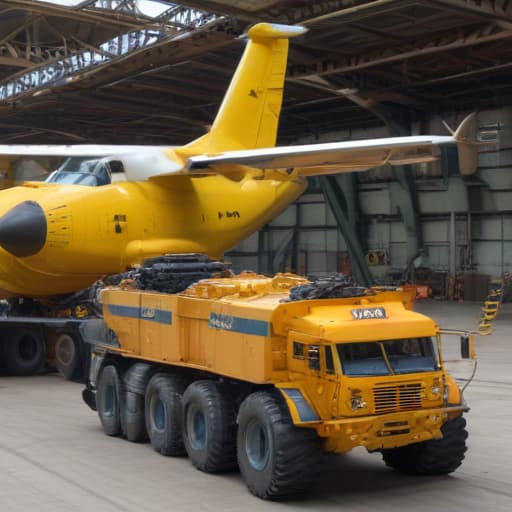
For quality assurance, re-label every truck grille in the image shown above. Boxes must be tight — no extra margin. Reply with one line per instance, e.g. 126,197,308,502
373,383,424,414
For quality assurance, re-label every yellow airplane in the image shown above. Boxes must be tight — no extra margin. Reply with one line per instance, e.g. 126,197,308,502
0,23,477,297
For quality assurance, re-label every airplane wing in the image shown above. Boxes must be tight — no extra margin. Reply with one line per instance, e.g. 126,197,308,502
187,114,479,176
187,135,452,174
185,113,479,177
0,145,161,157
0,144,177,182
0,114,479,181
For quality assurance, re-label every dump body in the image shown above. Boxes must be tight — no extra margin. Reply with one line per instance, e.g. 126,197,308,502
95,273,466,453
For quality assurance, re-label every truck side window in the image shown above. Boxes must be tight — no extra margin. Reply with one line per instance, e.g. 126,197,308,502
308,345,320,371
293,341,304,359
325,346,335,374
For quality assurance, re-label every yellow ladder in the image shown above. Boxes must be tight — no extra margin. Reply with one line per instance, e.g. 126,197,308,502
477,288,502,335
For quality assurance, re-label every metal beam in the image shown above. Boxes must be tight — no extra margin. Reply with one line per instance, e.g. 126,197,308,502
0,16,231,103
0,56,32,68
290,23,512,78
287,0,408,25
294,0,408,26
429,0,512,22
0,121,87,140
373,107,425,277
402,60,512,87
320,175,373,286
0,1,143,29
326,84,425,278
0,15,40,45
81,0,140,15
145,0,255,20
291,74,424,110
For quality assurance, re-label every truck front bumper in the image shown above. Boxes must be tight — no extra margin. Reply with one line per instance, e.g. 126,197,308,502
312,405,467,453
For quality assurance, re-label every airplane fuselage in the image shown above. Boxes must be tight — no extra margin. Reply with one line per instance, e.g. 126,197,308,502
0,173,306,296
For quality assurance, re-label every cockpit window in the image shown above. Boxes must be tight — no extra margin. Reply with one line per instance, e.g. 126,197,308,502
46,157,114,186
337,337,439,376
47,172,99,186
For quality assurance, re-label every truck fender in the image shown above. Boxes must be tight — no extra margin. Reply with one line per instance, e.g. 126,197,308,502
276,385,320,424
445,374,463,406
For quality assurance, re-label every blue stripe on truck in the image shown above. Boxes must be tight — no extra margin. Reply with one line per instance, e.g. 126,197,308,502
107,304,172,325
107,304,139,319
208,313,269,336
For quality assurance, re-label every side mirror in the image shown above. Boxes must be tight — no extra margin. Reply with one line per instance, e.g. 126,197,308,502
460,334,475,359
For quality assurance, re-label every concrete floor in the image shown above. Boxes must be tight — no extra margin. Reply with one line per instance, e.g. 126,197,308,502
0,300,511,511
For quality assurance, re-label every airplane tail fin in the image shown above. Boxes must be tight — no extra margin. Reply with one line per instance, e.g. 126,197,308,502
183,23,307,154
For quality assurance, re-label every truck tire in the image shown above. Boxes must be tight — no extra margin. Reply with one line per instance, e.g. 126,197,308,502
1,328,45,376
122,363,152,442
123,391,147,442
237,390,322,500
182,380,237,473
145,373,187,455
382,415,468,475
97,364,122,437
55,333,80,381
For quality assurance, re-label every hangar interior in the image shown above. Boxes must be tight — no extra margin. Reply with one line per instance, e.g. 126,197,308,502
1,0,511,300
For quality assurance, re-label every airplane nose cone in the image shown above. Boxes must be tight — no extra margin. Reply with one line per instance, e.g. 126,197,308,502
0,201,47,257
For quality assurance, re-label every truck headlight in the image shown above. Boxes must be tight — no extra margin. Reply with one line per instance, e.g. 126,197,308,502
351,396,367,410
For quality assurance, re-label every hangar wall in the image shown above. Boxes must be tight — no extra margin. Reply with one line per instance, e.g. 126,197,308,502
227,108,512,287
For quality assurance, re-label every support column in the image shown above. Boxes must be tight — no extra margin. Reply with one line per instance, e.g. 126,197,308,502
320,175,373,286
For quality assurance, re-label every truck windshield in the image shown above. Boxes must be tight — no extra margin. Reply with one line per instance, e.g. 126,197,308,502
337,337,439,376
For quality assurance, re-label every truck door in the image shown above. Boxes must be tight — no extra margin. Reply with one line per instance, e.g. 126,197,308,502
287,332,340,420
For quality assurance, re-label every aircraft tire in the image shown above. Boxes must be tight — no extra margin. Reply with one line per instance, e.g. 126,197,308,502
97,364,123,436
54,333,80,381
1,328,46,376
237,389,322,500
145,372,187,455
382,415,468,474
182,380,237,473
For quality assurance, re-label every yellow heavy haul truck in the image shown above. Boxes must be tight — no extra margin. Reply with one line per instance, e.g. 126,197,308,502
82,269,474,500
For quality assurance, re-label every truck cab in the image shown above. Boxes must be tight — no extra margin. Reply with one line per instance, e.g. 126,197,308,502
275,297,467,453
